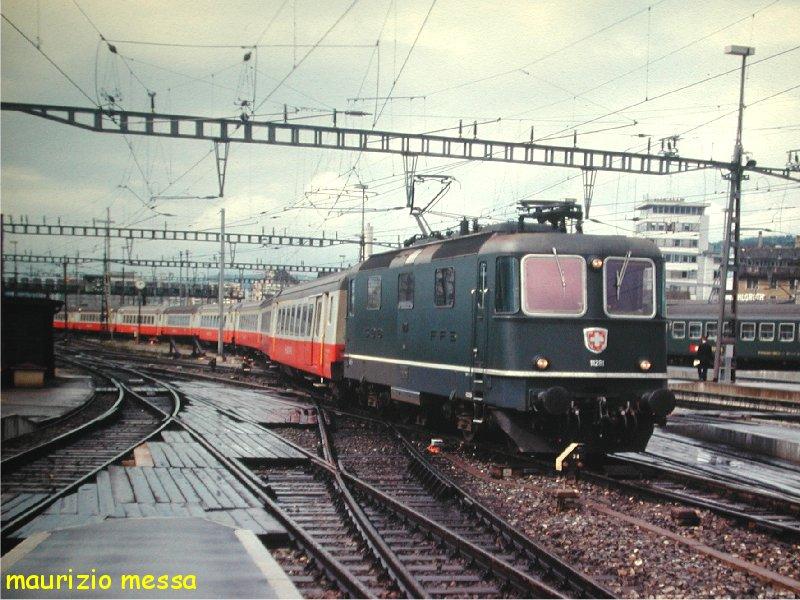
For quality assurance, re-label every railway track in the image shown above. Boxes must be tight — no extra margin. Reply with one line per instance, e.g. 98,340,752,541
1,364,118,460
1,361,178,542
95,343,800,543
591,455,800,540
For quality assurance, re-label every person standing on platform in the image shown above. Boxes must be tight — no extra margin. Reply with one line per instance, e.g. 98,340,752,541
695,336,713,381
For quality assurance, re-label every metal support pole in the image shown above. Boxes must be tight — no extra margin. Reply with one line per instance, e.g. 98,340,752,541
713,48,752,383
63,260,69,339
137,290,142,344
217,208,225,358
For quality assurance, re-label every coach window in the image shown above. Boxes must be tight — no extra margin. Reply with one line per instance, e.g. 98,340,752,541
398,273,414,309
671,321,685,339
603,257,655,318
759,322,775,342
740,322,756,341
688,321,702,340
495,257,519,314
705,321,717,340
723,322,732,338
434,267,455,308
367,275,382,310
779,323,795,342
522,254,585,316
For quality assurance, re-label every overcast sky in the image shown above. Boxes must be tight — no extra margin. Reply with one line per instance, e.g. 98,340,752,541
2,0,798,280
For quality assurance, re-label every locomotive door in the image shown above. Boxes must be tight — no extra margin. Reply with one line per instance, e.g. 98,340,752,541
472,261,490,375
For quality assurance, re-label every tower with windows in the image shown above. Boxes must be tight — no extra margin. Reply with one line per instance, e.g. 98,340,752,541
634,197,710,300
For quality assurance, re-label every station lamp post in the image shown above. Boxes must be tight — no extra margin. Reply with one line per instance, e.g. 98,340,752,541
712,44,755,383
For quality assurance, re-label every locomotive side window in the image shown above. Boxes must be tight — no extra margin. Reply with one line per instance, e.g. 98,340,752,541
740,322,756,341
521,254,585,316
779,322,795,342
603,257,655,318
671,321,685,339
367,276,382,310
476,262,487,310
759,322,775,342
688,321,702,339
348,279,355,316
494,257,519,314
705,321,717,340
434,267,455,307
398,273,414,309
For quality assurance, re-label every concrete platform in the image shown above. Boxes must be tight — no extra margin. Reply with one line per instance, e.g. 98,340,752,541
1,517,300,598
669,380,800,414
1,370,93,439
666,414,800,465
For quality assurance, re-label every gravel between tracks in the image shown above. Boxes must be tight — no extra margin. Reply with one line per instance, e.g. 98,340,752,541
429,446,799,599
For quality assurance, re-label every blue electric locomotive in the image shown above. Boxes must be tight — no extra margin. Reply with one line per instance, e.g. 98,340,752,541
343,215,675,454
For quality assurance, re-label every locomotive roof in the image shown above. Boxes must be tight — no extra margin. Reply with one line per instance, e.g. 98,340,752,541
667,302,800,318
357,229,660,271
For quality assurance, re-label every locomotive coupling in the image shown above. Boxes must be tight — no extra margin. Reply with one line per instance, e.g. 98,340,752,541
536,386,572,415
640,388,676,418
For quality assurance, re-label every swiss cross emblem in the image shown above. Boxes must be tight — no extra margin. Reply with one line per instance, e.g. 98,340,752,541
583,327,608,354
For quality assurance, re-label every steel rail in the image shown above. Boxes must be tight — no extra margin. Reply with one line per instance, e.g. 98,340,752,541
85,362,373,599
316,408,428,598
1,360,178,541
393,429,615,599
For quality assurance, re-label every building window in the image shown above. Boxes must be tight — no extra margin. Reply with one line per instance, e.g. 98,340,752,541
494,256,519,314
740,322,756,341
779,323,795,342
688,321,702,340
434,267,455,308
366,276,381,310
398,273,414,310
671,321,685,339
759,322,775,342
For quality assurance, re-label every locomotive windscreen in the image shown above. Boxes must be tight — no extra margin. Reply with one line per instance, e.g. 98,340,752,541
604,257,656,317
521,254,586,316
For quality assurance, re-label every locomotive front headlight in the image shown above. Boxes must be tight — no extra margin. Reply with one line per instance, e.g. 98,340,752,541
638,358,652,372
590,257,604,270
534,356,550,370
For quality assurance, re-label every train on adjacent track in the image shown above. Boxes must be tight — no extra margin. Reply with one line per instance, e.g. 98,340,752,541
666,302,800,369
55,215,679,454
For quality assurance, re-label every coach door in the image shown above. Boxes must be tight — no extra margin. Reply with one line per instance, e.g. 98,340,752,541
309,296,324,367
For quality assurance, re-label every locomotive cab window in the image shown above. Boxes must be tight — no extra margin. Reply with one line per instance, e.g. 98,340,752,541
740,322,756,341
434,267,455,308
366,276,381,310
603,256,655,318
495,256,519,314
398,273,414,310
759,322,775,342
688,321,702,339
671,321,685,339
521,254,585,316
779,322,795,342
